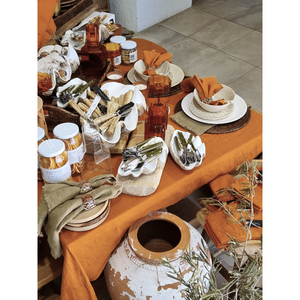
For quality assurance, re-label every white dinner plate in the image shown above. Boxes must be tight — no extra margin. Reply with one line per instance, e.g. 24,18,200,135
181,93,247,125
127,63,185,87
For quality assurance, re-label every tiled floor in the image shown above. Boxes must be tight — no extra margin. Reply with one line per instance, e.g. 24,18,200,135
39,1,262,299
133,0,262,113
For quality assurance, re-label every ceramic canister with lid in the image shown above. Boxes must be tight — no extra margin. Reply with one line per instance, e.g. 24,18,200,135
53,122,85,176
37,127,47,181
121,41,137,64
38,139,72,184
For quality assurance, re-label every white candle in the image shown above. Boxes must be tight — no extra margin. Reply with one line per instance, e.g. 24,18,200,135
107,74,122,80
134,84,147,90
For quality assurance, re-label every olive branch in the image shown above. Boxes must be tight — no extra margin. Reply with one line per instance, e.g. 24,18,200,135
161,159,263,300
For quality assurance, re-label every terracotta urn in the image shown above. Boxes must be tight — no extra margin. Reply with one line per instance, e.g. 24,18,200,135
104,211,211,299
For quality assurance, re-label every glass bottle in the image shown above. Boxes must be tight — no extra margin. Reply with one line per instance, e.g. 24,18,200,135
145,75,171,140
81,23,108,79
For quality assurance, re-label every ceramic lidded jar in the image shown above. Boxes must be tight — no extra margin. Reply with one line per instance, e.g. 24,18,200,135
104,211,211,299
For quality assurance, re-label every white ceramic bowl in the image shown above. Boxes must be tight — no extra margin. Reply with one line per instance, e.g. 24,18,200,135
56,78,90,108
118,137,169,178
193,84,235,113
134,60,171,81
170,130,206,171
99,82,147,147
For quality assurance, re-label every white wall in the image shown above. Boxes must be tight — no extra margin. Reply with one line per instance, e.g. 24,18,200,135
109,0,192,32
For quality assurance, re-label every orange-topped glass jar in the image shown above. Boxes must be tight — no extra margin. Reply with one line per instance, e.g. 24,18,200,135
38,139,72,184
105,42,122,69
53,122,85,176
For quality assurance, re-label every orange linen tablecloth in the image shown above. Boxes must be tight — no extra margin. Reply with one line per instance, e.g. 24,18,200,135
38,39,262,300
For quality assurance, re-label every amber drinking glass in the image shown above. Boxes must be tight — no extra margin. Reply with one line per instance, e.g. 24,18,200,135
144,75,171,140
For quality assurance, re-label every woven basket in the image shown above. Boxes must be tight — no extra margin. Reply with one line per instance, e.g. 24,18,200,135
43,104,81,130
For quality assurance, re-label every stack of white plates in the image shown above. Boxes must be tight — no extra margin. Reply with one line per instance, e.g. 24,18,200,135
182,93,248,125
64,200,110,231
127,64,185,88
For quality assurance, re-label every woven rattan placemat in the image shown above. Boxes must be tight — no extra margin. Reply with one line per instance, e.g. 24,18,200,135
174,98,251,134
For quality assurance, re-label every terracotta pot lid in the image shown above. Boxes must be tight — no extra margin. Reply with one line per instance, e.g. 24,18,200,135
128,211,191,262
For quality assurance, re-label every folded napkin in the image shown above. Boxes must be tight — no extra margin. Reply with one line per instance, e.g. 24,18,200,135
207,173,262,213
38,174,122,258
204,201,262,250
143,49,172,76
180,75,223,102
209,174,235,202
170,111,215,136
234,177,263,214
209,99,225,106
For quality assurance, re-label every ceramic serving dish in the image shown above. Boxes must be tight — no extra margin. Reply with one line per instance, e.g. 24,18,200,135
56,78,90,108
134,60,171,81
170,130,206,171
38,44,80,95
193,84,235,113
118,137,169,178
99,82,147,148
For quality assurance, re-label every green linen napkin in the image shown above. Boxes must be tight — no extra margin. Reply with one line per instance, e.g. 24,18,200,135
171,111,215,136
38,174,122,259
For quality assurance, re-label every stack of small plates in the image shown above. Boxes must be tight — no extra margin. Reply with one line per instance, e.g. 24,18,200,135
182,93,248,125
64,200,110,231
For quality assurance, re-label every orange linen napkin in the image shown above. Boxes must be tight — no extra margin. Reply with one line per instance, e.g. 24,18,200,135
209,173,235,202
38,0,59,50
208,172,262,213
180,75,223,102
209,99,225,105
143,49,172,76
204,201,262,250
234,177,263,214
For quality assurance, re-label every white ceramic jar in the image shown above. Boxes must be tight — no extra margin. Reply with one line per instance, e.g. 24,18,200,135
104,211,211,299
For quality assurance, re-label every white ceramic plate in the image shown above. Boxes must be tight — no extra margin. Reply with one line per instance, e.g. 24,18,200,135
181,93,247,125
170,130,206,171
118,137,169,178
99,82,147,147
189,96,234,120
56,78,90,108
127,63,184,87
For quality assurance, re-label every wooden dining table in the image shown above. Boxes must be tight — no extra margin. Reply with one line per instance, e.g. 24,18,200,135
38,38,262,300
